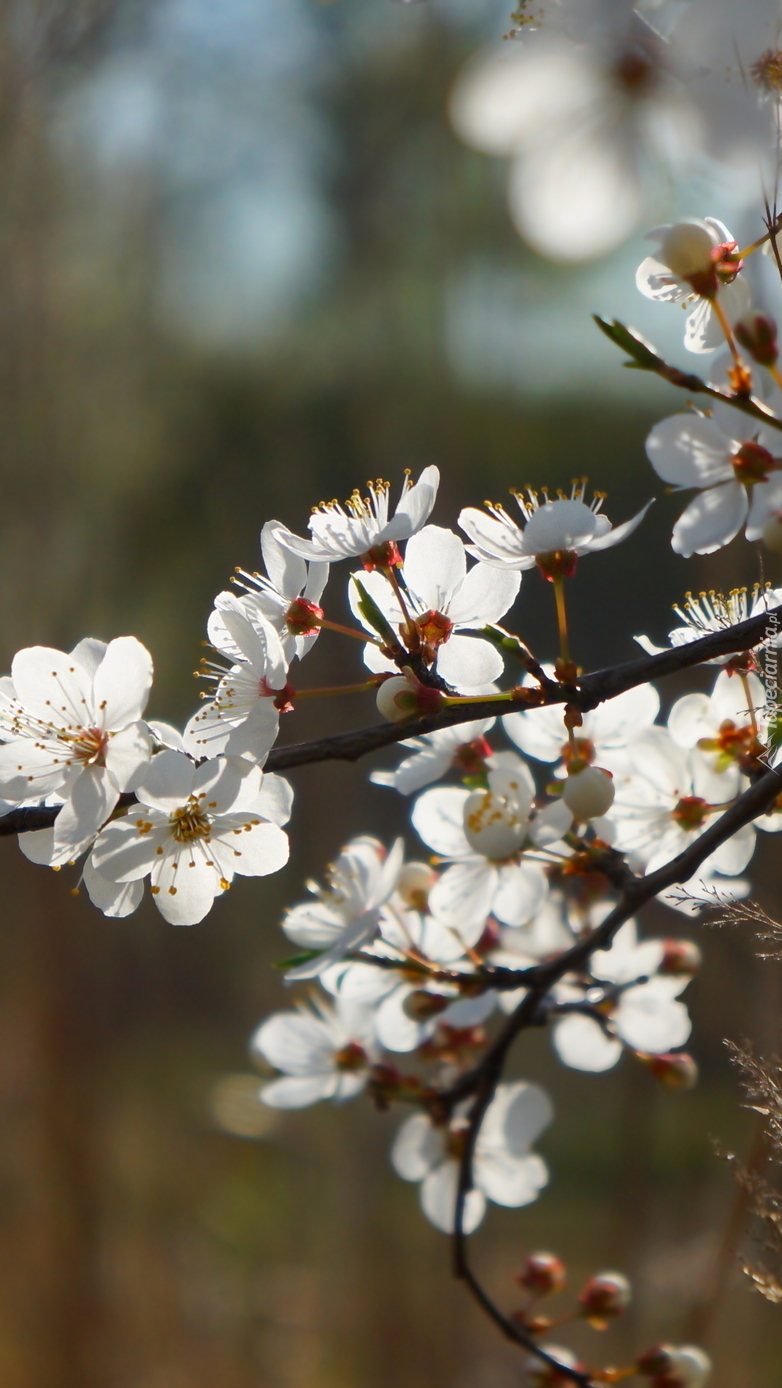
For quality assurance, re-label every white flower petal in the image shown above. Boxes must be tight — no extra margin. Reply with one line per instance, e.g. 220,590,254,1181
411,786,471,858
261,1075,336,1108
646,414,735,488
436,634,504,689
83,856,144,917
476,1150,548,1207
50,766,120,864
492,861,548,927
672,482,748,555
421,1162,485,1234
552,1014,623,1071
136,750,196,812
92,636,153,730
391,1113,445,1181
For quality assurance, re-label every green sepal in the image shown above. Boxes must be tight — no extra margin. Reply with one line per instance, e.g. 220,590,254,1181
351,577,401,649
274,950,323,970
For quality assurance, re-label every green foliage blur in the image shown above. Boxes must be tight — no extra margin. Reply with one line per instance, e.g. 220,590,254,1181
0,2,779,1385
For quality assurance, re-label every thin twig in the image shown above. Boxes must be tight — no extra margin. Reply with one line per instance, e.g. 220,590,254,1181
445,767,782,1379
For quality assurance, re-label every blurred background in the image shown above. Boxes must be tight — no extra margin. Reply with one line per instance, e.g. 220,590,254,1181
0,0,781,1384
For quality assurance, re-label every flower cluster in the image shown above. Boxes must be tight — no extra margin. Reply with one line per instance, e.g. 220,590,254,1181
8,190,782,1386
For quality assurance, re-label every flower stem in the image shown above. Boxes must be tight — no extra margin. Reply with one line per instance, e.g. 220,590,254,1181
739,671,759,738
737,216,782,259
318,617,382,645
552,576,570,665
443,691,517,706
771,363,782,394
712,295,743,368
383,566,417,644
296,680,377,698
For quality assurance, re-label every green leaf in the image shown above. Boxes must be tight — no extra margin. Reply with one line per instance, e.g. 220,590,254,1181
273,950,323,970
351,576,400,649
592,315,666,370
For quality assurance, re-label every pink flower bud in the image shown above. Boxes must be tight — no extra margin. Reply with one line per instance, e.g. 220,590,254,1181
396,860,437,910
734,311,778,365
375,670,445,723
515,1251,567,1296
637,1344,711,1388
658,939,702,977
402,990,450,1022
578,1270,631,1322
638,1052,698,1091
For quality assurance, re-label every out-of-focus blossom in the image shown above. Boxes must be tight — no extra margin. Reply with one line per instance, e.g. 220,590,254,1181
551,920,693,1072
371,717,495,795
281,835,404,979
505,679,659,775
252,997,377,1108
411,757,570,937
450,4,700,261
391,1080,552,1232
610,726,753,875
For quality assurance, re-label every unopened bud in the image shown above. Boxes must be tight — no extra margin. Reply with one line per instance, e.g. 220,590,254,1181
563,765,615,820
638,1052,698,1090
463,787,527,858
515,1251,567,1297
661,220,716,281
402,989,450,1022
734,311,778,366
659,939,702,977
524,1346,581,1387
396,860,437,910
376,671,445,723
578,1270,631,1323
637,1344,711,1388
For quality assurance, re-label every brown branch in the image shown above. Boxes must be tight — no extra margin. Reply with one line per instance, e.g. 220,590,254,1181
594,317,782,432
0,600,777,841
446,766,782,1381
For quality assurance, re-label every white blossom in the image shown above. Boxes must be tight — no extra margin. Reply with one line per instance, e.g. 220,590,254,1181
350,525,519,690
0,637,153,866
634,585,782,664
391,1081,552,1233
281,835,404,980
184,599,288,761
551,920,692,1072
89,751,291,925
645,395,782,555
504,679,659,776
411,757,570,938
459,484,652,573
636,217,750,353
370,717,495,795
449,5,700,261
252,997,377,1108
209,519,329,663
277,467,440,565
610,727,753,876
